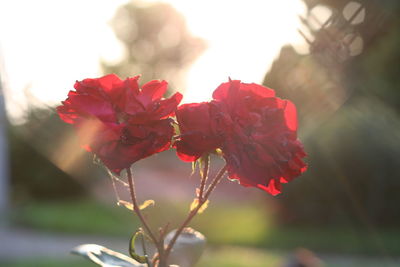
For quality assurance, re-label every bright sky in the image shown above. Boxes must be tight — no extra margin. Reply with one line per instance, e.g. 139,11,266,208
0,0,307,122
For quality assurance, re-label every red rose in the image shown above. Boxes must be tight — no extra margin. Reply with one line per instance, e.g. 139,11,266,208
175,79,306,195
57,74,182,174
174,102,224,161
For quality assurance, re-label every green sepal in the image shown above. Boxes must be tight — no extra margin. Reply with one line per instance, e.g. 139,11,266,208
129,230,148,264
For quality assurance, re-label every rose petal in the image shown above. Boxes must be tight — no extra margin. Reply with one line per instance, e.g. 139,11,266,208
138,80,168,107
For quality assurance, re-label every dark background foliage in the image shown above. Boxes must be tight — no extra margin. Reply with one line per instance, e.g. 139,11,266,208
263,0,400,226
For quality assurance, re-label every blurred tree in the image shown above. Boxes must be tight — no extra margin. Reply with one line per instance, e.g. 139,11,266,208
263,0,400,226
9,106,105,201
102,1,205,93
0,71,10,214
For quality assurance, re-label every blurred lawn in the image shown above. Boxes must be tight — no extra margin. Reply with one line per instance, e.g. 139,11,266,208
0,259,94,267
1,247,400,267
11,199,400,256
0,247,283,267
13,199,139,236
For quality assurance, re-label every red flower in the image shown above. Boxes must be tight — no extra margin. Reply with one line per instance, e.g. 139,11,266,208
57,74,182,174
174,79,306,195
174,102,224,162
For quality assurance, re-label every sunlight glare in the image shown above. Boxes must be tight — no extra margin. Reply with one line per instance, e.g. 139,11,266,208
0,0,307,121
0,0,127,121
161,0,307,102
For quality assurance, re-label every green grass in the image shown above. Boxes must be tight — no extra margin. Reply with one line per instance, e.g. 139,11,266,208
259,226,400,255
0,248,282,267
2,247,400,267
11,200,400,256
197,246,284,267
0,258,94,267
191,202,271,246
13,199,140,236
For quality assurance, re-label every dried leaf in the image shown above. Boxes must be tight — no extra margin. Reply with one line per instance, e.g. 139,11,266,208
198,200,209,214
117,200,134,211
190,198,199,212
198,158,204,177
214,148,223,156
189,198,209,214
191,160,198,175
139,199,155,210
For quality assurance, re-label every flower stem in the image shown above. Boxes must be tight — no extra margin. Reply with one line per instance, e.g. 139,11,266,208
203,164,227,201
139,228,152,267
126,168,164,266
164,164,227,259
198,154,210,201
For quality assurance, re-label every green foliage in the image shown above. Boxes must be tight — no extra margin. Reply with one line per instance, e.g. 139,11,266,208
129,231,148,263
348,14,400,110
12,200,140,236
9,108,86,201
0,259,94,267
8,106,109,201
197,246,284,267
191,203,270,247
278,98,400,226
263,0,400,228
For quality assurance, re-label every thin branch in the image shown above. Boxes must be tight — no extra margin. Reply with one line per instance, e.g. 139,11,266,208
298,29,313,45
203,165,227,200
113,176,129,187
126,168,160,249
106,169,125,204
159,222,170,242
139,228,152,267
164,164,227,258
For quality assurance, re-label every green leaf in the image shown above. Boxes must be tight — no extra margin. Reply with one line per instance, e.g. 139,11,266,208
129,231,148,264
139,199,155,210
71,243,144,266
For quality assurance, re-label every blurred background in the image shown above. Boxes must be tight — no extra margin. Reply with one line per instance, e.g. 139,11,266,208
0,0,399,266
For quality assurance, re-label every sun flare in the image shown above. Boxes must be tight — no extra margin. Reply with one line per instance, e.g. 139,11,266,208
0,0,306,121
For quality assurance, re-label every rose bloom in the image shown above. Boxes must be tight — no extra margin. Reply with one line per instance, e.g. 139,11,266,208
174,102,224,161
174,79,306,195
57,74,182,174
